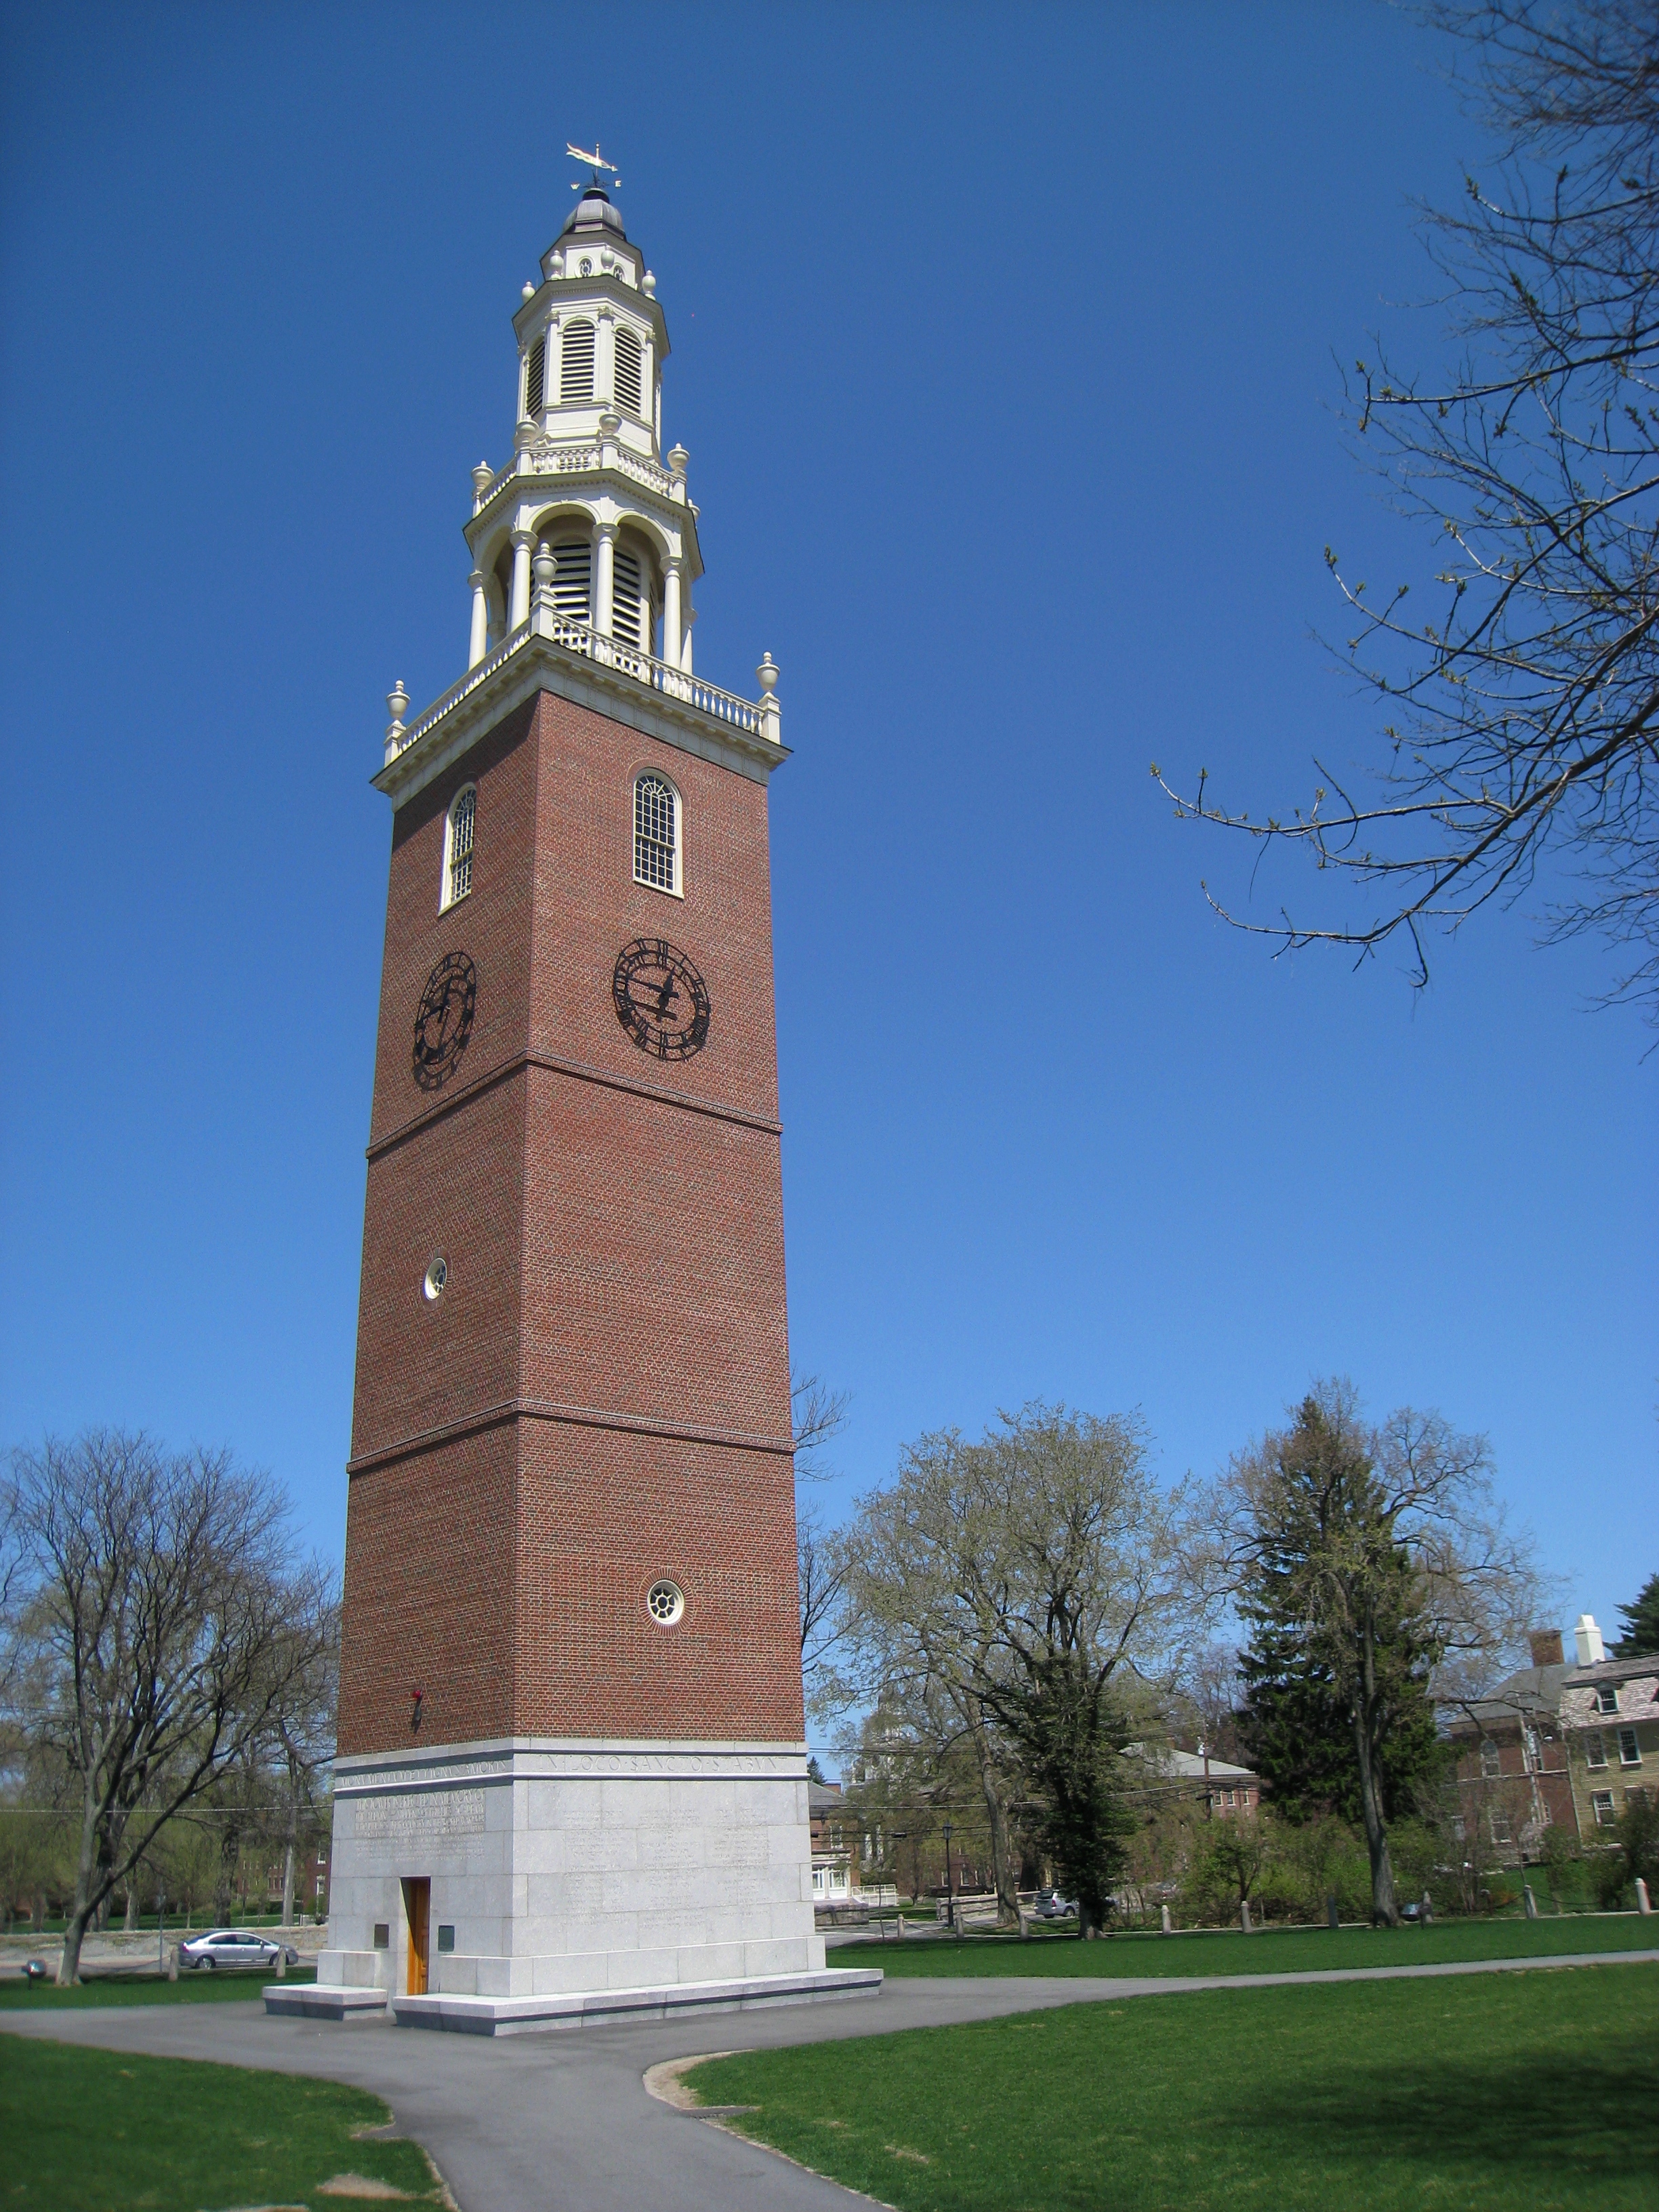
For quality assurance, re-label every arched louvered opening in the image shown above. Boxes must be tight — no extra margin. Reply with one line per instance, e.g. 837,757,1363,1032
442,784,476,912
525,335,546,418
548,535,592,623
612,546,645,651
560,321,595,403
634,772,678,894
491,544,514,641
613,326,643,417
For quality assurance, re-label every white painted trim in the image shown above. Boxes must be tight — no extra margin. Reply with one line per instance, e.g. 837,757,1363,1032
374,627,787,808
438,782,476,914
632,764,684,899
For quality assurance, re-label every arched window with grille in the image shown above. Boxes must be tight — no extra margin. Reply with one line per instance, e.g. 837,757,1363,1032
524,335,546,418
612,546,644,651
634,772,678,894
548,535,592,623
613,326,642,417
560,321,595,402
442,784,476,911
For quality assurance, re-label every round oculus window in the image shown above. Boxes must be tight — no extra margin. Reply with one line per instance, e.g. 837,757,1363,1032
647,1580,684,1626
422,1254,448,1302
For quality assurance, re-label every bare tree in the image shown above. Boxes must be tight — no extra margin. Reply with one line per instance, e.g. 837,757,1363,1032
1,1431,334,1982
840,1407,1203,1933
1214,1381,1547,1925
1158,0,1659,1023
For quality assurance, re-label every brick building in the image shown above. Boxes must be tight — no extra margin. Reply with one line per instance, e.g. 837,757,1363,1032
309,171,867,2028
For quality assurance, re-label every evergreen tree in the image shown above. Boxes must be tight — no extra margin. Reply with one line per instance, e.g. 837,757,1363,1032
1238,1568,1446,1829
1226,1388,1466,1925
1613,1574,1659,1658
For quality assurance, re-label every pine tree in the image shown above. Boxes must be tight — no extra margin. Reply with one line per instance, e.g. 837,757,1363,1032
1613,1574,1659,1659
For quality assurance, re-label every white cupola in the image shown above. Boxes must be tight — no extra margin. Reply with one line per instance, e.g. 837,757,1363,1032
460,180,703,680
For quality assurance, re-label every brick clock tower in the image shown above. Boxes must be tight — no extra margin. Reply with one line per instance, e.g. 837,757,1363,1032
308,169,874,2030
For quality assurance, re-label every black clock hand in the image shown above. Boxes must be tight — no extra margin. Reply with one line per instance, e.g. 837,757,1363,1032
653,975,679,1016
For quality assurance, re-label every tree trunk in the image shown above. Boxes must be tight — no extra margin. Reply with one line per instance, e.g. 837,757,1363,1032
214,1818,242,1925
58,1786,103,1986
968,1717,1020,1928
282,1842,297,1928
123,1883,139,1932
1353,1642,1400,1927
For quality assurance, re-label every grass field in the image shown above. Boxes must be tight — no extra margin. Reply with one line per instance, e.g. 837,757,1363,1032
689,1962,1659,2211
0,1965,318,2008
844,1913,1658,1976
0,2036,445,2211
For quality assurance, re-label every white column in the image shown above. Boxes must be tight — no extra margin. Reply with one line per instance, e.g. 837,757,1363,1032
468,569,489,668
596,310,615,407
681,602,695,675
510,529,533,630
594,522,616,638
662,558,682,672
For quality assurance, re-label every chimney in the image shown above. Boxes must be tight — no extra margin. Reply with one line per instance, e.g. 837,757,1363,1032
1528,1629,1565,1668
1574,1614,1606,1666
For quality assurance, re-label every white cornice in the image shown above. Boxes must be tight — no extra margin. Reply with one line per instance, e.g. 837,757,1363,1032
373,626,787,809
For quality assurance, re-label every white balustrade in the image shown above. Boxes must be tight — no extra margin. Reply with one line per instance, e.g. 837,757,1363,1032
392,613,776,761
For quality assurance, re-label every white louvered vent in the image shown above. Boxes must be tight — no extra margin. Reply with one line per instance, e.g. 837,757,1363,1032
614,327,643,417
551,538,592,622
525,336,546,418
560,322,595,402
612,547,644,650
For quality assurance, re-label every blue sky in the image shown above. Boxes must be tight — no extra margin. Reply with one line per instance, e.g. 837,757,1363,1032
3,3,1653,1659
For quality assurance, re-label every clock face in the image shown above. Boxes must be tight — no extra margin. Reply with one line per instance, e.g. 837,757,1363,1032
612,937,710,1062
411,951,478,1092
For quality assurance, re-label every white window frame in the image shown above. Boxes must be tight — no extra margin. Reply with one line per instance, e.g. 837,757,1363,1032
1591,1789,1617,1826
1618,1727,1642,1767
1585,1730,1608,1769
1595,1684,1619,1714
1479,1738,1502,1779
632,771,682,897
441,783,476,913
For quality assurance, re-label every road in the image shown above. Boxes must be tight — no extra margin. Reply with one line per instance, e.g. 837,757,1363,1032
2,1948,1654,2210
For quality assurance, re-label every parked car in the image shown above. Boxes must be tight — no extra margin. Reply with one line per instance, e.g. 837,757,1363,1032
1033,1891,1077,1920
178,1929,300,1971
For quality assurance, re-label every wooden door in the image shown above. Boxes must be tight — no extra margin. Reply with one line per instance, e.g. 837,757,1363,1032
402,1877,430,1996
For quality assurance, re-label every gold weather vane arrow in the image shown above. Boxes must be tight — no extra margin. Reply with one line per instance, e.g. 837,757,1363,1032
567,142,621,190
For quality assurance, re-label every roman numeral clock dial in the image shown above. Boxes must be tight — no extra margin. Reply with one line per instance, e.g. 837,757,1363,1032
612,937,710,1062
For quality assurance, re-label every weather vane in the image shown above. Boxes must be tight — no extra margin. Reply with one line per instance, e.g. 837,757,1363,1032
567,142,621,192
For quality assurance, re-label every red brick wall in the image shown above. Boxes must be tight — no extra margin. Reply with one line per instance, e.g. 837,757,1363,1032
339,684,801,1757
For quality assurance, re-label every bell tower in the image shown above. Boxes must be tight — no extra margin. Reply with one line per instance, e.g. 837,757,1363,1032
304,165,876,2030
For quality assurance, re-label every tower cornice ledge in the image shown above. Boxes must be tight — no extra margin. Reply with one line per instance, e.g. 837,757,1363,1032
375,619,786,807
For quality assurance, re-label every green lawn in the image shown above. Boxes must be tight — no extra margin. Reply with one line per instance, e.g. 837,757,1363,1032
0,1965,317,2008
844,1913,1658,1976
689,1963,1659,2211
0,2036,444,2211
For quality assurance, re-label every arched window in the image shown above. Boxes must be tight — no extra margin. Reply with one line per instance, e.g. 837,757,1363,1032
524,335,546,417
549,536,592,623
442,785,476,910
634,773,678,893
613,326,642,416
560,321,595,403
613,546,644,651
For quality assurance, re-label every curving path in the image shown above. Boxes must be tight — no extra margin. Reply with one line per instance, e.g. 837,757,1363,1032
3,1949,1655,2211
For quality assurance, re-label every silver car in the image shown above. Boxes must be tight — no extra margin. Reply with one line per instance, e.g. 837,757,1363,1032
178,1928,299,1971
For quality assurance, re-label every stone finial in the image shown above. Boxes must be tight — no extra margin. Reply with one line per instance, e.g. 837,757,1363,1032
472,461,495,499
514,417,539,454
599,409,621,436
532,542,556,590
667,444,689,476
522,281,535,301
756,653,779,695
642,270,656,297
385,681,409,758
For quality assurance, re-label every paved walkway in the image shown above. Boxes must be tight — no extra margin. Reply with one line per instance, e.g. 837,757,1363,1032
2,1949,1654,2211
